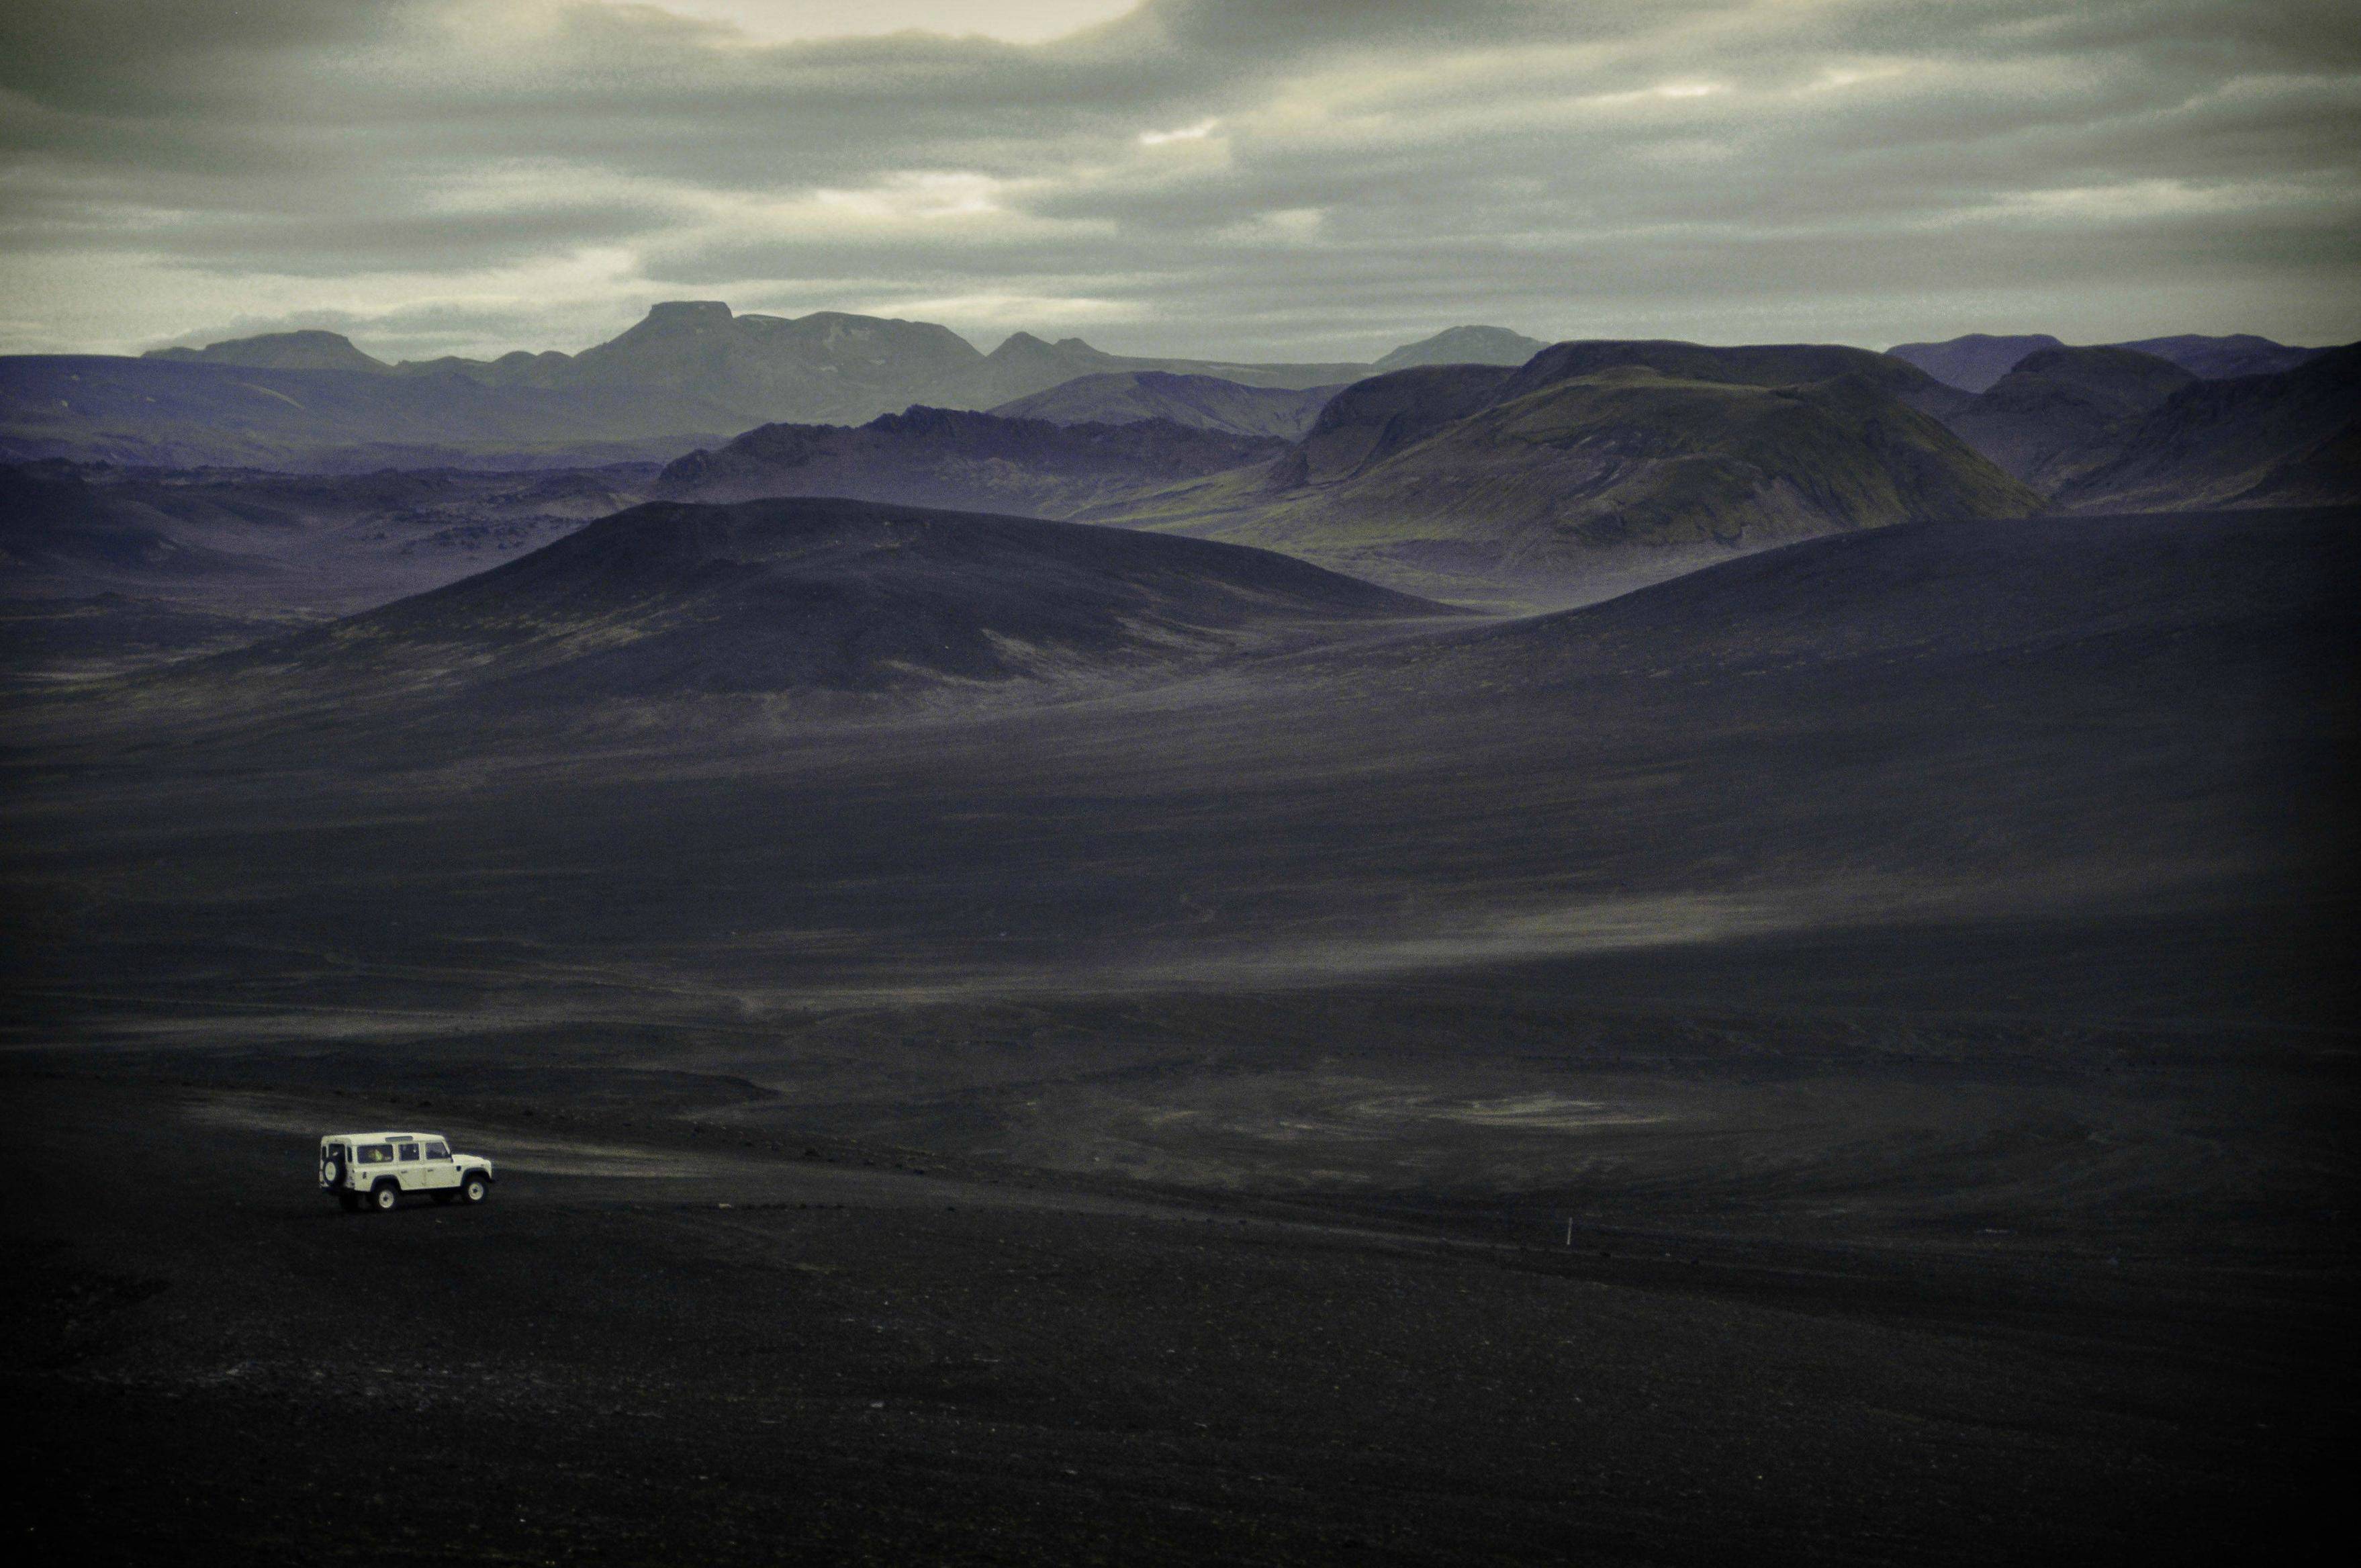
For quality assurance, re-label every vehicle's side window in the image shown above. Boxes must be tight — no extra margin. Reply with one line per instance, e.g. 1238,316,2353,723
397,1142,420,1162
424,1142,450,1160
358,1144,392,1164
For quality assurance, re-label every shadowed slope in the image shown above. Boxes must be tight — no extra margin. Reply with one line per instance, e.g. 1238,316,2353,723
177,496,1454,710
1939,346,2197,485
2051,344,2361,512
1100,356,2040,606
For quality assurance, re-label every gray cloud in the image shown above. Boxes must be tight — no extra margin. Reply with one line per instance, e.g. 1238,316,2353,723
0,0,2353,361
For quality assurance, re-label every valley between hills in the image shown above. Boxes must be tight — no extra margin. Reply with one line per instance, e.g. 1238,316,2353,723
2,311,2354,1565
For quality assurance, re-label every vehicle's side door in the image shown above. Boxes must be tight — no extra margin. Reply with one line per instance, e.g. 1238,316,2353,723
394,1140,422,1190
420,1139,459,1191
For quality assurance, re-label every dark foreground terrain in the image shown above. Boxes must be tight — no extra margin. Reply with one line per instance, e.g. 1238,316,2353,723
3,500,2355,1563
4,1050,2350,1567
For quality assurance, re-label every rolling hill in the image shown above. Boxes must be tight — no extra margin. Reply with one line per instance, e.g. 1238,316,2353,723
181,496,1454,712
1097,342,2041,604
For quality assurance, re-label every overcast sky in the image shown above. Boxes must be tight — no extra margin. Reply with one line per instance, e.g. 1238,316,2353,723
3,0,2355,362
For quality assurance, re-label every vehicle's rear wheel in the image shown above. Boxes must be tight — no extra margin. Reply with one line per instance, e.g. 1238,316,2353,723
371,1183,400,1213
461,1174,489,1205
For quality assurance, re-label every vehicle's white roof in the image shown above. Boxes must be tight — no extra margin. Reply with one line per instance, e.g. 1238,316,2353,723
320,1131,441,1142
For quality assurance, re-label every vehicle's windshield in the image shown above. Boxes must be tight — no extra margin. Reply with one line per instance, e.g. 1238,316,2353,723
357,1144,393,1164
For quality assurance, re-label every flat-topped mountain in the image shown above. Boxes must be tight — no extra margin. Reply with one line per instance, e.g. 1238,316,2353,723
191,496,1452,710
1100,340,2037,604
989,371,1344,439
651,406,1287,518
144,329,391,375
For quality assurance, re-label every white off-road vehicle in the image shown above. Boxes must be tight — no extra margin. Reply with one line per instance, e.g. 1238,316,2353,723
319,1132,496,1213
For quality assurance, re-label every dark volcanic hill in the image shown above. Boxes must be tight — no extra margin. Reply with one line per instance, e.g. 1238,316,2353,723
189,497,1451,710
1099,342,2039,605
989,371,1343,439
651,407,1287,518
1938,347,2197,484
1371,326,1551,371
2049,342,2361,512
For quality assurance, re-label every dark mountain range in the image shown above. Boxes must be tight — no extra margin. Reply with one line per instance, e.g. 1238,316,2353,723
184,496,1452,711
1101,341,2038,604
2048,342,2361,512
1371,325,1552,371
652,406,1287,517
8,302,1384,469
988,371,1344,439
1937,346,2197,484
1892,331,2329,391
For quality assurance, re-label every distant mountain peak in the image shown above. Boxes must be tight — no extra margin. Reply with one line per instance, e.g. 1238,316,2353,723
1373,326,1550,373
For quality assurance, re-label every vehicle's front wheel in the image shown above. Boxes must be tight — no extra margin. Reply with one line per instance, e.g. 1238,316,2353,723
461,1174,489,1205
371,1183,400,1213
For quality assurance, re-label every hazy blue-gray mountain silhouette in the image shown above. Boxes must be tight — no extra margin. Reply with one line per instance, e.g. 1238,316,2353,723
990,371,1344,438
653,406,1287,516
144,329,392,375
1372,326,1551,372
5,302,1386,469
1886,334,2068,392
1892,331,2328,391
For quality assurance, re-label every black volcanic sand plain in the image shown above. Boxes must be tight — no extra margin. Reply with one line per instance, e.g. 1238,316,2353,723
3,500,2356,1564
